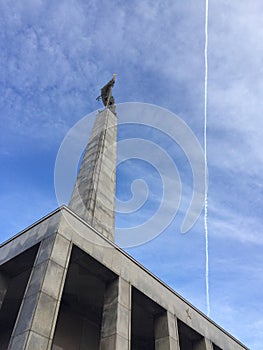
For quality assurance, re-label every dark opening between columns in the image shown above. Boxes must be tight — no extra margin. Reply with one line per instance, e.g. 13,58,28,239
52,245,117,350
178,319,206,350
0,245,39,349
131,287,165,350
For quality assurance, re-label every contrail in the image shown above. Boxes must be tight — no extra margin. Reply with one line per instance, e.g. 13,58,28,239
204,0,210,317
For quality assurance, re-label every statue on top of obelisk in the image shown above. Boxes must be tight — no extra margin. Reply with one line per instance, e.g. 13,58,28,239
96,73,117,115
69,74,118,241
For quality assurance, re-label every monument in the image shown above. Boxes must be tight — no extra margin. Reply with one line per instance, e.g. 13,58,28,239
0,77,249,349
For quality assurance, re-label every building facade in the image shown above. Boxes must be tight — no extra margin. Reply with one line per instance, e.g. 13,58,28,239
0,109,249,350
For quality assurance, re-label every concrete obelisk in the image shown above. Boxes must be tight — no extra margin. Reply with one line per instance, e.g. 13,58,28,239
69,76,117,242
0,75,249,350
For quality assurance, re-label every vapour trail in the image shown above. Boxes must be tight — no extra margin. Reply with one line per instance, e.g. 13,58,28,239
204,0,210,317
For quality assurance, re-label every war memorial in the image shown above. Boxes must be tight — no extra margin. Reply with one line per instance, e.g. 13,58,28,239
0,77,249,350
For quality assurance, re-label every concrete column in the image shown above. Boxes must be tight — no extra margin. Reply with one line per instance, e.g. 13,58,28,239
0,272,8,310
100,278,131,350
8,233,72,350
69,109,117,242
204,338,214,350
194,337,214,350
155,311,180,350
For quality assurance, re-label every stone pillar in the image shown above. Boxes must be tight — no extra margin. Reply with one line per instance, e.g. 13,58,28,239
154,311,180,350
204,338,214,350
69,109,117,242
194,337,214,350
100,278,131,350
8,233,72,350
0,272,8,310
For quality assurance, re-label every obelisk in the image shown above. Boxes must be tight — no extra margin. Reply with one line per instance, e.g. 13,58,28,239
69,75,117,241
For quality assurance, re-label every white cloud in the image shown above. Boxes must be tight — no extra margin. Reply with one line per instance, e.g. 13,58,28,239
206,1,263,176
207,195,263,244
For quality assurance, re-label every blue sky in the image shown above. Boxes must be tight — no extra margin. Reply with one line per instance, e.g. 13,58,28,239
1,1,263,349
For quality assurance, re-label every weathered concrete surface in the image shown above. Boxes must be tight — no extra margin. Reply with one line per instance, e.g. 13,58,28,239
100,278,131,350
69,109,117,242
194,337,214,350
0,207,249,350
7,231,72,349
155,312,180,350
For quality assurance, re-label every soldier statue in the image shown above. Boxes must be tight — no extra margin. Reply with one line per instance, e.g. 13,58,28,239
96,74,117,114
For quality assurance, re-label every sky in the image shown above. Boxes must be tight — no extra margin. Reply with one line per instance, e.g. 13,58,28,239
0,0,263,349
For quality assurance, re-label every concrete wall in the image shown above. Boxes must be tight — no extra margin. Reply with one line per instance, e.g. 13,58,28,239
0,208,249,350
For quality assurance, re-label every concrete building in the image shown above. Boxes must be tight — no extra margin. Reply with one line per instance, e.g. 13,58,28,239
0,108,249,350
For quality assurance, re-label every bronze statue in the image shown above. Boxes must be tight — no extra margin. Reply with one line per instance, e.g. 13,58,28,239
96,74,117,114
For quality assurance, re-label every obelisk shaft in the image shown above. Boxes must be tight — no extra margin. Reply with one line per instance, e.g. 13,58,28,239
69,109,117,241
